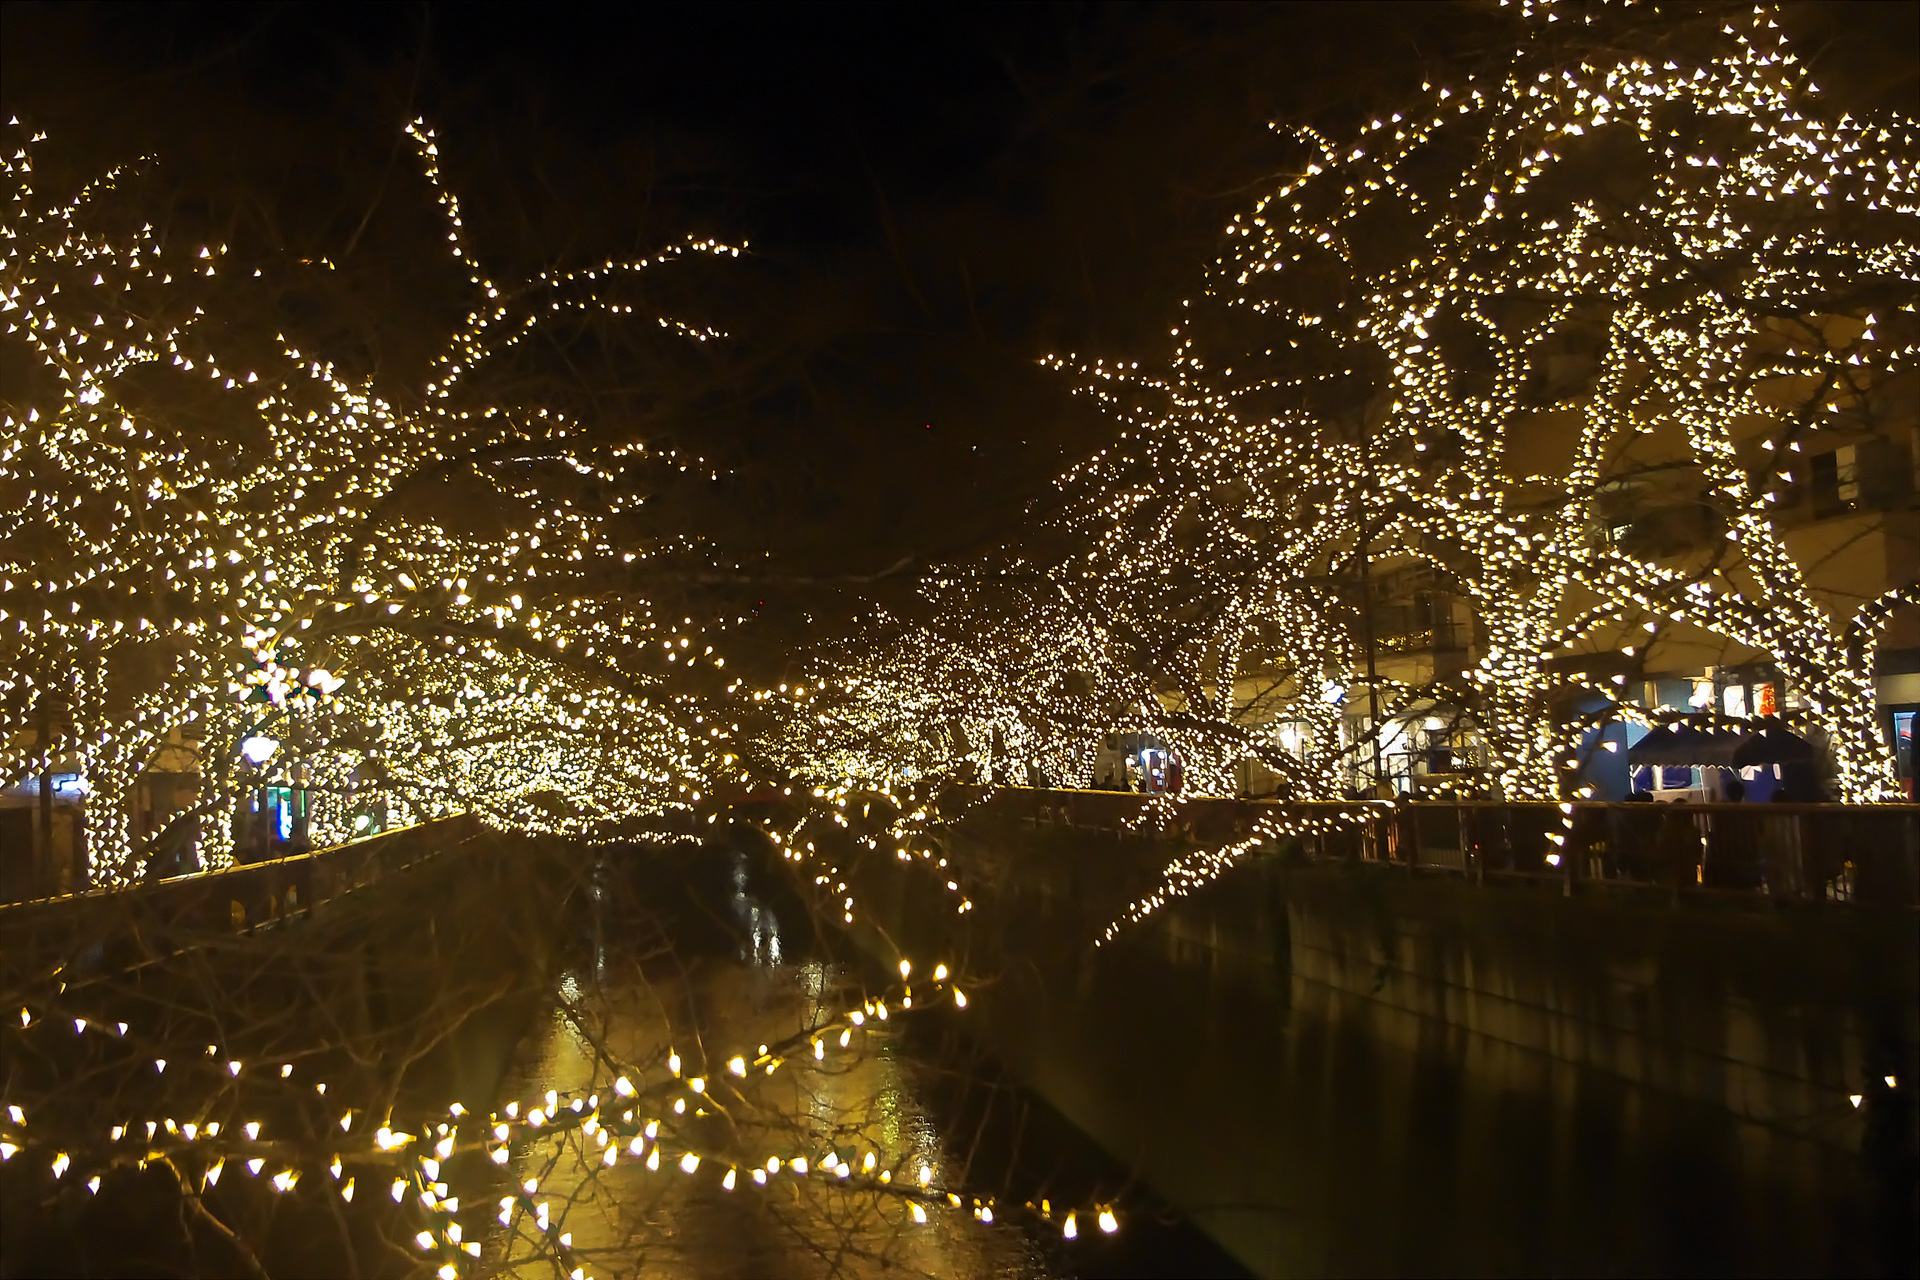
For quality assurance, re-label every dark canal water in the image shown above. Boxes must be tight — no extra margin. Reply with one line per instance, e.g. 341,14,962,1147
0,839,1242,1279
6,831,1910,1278
459,846,1245,1280
854,826,1919,1279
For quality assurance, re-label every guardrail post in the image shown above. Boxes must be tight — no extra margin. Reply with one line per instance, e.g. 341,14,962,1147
1472,807,1484,885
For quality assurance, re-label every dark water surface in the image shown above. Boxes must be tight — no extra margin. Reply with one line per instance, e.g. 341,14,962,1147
13,831,1907,1278
0,840,1242,1278
863,832,1920,1279
460,847,1248,1279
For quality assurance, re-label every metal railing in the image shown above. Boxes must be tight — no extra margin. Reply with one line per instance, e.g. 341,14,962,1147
0,814,485,986
954,787,1920,907
1383,801,1919,904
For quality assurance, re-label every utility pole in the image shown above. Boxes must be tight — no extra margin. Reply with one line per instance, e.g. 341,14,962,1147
1355,414,1385,795
1355,525,1385,793
36,693,54,895
34,409,55,892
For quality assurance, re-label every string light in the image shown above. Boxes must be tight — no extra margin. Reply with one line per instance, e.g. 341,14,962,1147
0,959,1120,1277
2,117,756,882
804,2,1915,807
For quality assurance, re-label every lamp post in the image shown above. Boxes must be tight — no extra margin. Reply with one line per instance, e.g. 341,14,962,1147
239,734,280,766
237,733,279,863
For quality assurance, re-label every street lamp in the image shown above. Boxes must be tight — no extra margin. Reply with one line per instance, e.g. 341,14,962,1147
239,735,280,766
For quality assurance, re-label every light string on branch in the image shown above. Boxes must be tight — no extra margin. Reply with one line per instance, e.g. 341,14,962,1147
0,956,1122,1279
805,0,1916,805
1095,802,1378,944
2,116,759,884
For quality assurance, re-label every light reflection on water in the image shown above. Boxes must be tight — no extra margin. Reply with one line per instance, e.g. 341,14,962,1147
732,857,785,968
463,867,1053,1280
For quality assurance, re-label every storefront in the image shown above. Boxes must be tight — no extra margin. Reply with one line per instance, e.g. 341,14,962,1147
1090,732,1183,793
1877,652,1919,800
1626,722,1817,802
0,775,89,903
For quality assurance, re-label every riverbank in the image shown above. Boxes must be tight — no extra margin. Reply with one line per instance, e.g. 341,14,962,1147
840,816,1920,1277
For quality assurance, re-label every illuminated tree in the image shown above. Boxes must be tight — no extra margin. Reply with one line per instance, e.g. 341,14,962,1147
1030,0,1919,800
751,572,1100,794
786,488,1358,803
1,117,756,883
1,123,1118,1277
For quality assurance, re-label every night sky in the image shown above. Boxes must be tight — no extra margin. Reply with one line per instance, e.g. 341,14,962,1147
5,1,1915,628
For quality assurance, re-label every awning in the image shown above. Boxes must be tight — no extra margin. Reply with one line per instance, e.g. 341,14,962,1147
1626,723,1813,768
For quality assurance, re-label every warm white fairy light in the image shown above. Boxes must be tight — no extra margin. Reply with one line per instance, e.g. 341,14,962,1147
1177,1,1915,800
2,117,759,882
0,958,1122,1278
812,2,1915,804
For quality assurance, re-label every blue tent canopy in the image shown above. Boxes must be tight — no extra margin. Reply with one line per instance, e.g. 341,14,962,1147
1625,723,1813,769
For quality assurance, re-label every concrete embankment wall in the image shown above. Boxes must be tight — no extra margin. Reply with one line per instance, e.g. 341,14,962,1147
1194,863,1915,1140
848,820,1919,1277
